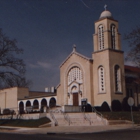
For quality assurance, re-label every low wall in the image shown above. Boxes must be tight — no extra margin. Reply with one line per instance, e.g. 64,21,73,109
0,113,47,120
62,105,82,113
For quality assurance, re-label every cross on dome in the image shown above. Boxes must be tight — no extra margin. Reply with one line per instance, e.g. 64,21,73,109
100,5,113,19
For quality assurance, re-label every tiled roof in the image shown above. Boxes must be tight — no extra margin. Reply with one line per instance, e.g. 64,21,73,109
125,65,140,73
29,91,56,97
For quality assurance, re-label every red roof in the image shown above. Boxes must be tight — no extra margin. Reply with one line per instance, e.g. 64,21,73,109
125,65,140,73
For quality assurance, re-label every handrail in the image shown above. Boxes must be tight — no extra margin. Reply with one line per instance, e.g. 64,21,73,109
49,110,58,126
83,112,92,125
60,110,71,125
92,107,103,119
92,106,107,125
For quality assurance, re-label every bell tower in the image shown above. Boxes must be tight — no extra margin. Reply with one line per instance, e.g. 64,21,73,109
92,6,126,107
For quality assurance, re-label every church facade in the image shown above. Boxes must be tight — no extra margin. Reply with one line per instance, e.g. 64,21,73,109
57,9,126,108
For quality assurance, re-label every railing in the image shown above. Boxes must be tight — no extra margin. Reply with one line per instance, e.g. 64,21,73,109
60,110,71,125
92,106,107,125
49,110,58,126
92,107,103,119
83,112,92,125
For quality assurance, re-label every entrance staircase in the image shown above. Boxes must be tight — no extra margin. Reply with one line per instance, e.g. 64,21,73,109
47,108,107,126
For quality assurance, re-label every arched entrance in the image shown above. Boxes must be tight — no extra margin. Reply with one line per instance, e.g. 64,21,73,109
41,98,47,112
67,66,83,106
72,86,79,106
19,101,24,114
26,100,32,113
33,100,39,109
41,98,47,107
49,97,56,108
26,100,31,107
73,93,78,106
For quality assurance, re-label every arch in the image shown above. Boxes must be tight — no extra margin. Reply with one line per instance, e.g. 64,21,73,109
66,63,85,106
98,24,104,50
26,100,31,107
98,66,105,93
67,66,83,85
26,100,32,113
19,101,24,114
41,98,47,107
71,85,78,93
111,24,116,49
114,65,122,92
40,98,48,112
33,99,39,109
49,97,56,108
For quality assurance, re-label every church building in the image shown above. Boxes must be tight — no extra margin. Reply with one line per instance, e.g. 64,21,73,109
0,7,140,115
57,7,126,110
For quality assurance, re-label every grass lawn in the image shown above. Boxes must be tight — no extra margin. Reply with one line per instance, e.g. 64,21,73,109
101,112,140,124
0,117,51,128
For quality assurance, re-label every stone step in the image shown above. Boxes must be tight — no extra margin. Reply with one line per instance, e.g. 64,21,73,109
47,112,106,126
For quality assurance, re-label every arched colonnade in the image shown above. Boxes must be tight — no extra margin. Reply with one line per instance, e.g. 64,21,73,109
18,96,57,113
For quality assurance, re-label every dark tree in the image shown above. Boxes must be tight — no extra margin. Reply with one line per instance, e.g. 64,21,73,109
124,26,140,67
0,29,31,88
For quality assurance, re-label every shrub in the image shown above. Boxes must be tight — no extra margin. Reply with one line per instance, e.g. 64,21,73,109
132,106,139,111
94,106,102,112
111,100,122,111
85,104,92,112
3,109,15,115
122,97,130,111
101,102,111,112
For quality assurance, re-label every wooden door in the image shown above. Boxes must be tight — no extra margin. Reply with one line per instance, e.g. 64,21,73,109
73,93,78,106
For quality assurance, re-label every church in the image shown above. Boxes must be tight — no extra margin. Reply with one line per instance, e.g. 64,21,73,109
56,7,140,111
0,7,140,115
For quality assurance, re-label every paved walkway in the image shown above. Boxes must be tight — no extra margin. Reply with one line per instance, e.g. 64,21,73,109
0,124,138,134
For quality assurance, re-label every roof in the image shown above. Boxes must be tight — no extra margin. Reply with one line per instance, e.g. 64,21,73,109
100,10,113,19
125,65,140,74
29,91,56,97
60,49,93,68
18,91,56,100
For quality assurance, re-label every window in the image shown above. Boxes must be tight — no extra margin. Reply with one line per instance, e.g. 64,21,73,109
111,24,116,49
68,66,83,85
98,25,104,50
114,65,122,92
98,66,105,93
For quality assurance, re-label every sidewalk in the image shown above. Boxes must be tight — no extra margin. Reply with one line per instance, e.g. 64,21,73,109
0,124,138,134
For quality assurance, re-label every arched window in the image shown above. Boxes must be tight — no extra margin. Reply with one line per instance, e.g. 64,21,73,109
68,66,83,85
98,66,105,93
114,65,121,92
98,25,104,50
111,24,116,49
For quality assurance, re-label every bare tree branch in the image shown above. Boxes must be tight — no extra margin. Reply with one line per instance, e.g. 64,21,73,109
124,26,140,67
0,29,32,89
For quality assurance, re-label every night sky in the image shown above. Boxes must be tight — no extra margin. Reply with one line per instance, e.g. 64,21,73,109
0,0,140,91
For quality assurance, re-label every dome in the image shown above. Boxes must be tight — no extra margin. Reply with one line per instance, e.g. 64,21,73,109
100,10,113,19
